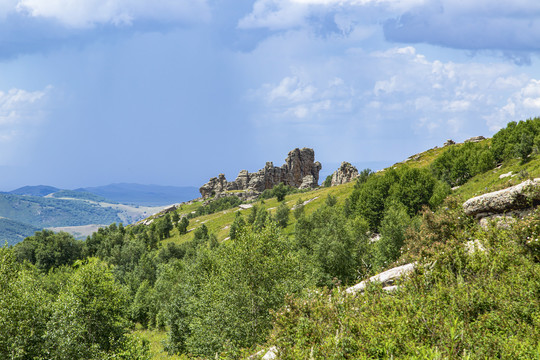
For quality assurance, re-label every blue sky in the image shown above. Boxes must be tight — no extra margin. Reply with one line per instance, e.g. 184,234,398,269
1,0,540,190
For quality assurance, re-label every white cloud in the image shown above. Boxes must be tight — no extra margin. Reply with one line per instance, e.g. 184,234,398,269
254,73,353,121
268,76,317,103
487,79,540,131
247,38,538,144
0,85,51,164
13,0,209,28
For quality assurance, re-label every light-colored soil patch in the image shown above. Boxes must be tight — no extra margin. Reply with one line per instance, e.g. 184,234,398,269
47,224,108,239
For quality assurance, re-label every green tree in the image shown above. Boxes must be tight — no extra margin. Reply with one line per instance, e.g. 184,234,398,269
183,222,307,356
177,216,189,235
45,258,132,360
171,211,180,224
13,230,83,272
229,212,245,240
376,201,411,267
293,198,305,220
323,175,332,187
273,182,287,201
516,132,534,161
0,247,51,359
274,202,290,228
158,214,173,239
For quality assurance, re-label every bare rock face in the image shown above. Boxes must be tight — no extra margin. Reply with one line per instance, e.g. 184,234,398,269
463,178,540,218
464,136,486,143
199,148,322,199
331,161,359,186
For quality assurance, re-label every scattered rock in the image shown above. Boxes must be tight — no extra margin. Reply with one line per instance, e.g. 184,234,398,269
239,204,253,210
369,233,381,243
331,162,359,186
291,196,319,210
464,136,486,143
262,346,278,360
345,263,415,294
499,171,513,179
199,148,322,199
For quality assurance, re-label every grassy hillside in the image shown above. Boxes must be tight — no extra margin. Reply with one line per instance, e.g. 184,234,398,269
3,119,540,360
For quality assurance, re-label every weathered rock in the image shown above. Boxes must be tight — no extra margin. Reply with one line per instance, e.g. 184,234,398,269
299,175,317,189
291,196,319,210
444,139,456,146
199,148,322,199
499,171,513,179
345,263,415,294
262,346,278,360
478,208,533,229
331,162,359,186
464,136,486,143
463,178,540,218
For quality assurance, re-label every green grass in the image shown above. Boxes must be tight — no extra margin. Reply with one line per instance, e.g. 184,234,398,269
161,182,357,246
133,328,182,360
454,154,540,201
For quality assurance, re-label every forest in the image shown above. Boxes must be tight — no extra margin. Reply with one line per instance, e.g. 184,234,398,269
1,118,540,359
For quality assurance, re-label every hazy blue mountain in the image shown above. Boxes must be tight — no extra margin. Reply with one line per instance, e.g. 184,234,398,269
50,189,117,203
79,183,200,206
9,185,60,197
0,193,121,228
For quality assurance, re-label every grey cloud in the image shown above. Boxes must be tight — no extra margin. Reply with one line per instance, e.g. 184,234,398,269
383,7,540,61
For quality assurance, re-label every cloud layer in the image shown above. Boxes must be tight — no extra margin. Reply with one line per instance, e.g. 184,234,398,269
240,0,540,56
4,0,210,27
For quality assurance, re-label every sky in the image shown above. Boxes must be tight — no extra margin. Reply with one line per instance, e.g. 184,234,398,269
1,0,540,190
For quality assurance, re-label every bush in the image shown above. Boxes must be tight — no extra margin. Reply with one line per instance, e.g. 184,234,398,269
274,202,290,228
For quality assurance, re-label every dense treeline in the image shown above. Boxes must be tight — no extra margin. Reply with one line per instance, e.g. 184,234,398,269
431,117,540,187
2,118,540,358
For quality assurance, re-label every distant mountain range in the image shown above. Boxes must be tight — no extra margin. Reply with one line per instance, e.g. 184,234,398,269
0,183,200,245
76,183,200,206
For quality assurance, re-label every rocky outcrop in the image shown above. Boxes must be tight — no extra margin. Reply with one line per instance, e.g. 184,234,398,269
464,136,486,143
345,263,415,294
331,162,359,186
444,139,456,146
199,148,322,199
463,179,540,218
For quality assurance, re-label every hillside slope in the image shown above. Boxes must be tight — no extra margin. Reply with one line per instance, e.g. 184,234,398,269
3,118,540,360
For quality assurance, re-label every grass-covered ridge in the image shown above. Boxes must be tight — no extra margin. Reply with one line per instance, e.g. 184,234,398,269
2,118,540,359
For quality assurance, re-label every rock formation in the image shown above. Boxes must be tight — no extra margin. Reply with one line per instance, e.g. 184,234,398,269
464,136,486,143
444,139,456,146
463,178,540,217
199,148,322,199
463,178,540,227
331,162,359,186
